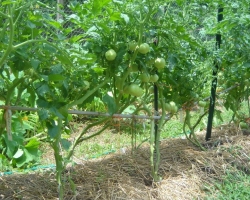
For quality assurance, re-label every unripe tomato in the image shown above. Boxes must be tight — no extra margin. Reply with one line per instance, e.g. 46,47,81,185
150,74,159,82
168,101,177,113
154,58,166,69
171,105,178,113
169,101,176,107
105,49,117,61
139,73,150,82
217,72,224,77
165,103,172,112
128,41,137,51
127,84,144,97
138,43,150,54
198,101,207,107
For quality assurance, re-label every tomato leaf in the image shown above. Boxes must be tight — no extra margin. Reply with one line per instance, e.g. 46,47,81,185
60,139,71,150
102,94,117,115
37,98,49,108
48,74,65,82
30,58,41,70
110,12,121,21
15,148,39,168
3,132,24,158
13,148,24,159
25,138,40,149
49,107,65,119
38,109,49,120
92,0,111,15
47,120,60,138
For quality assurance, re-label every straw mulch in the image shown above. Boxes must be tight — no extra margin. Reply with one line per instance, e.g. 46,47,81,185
1,124,250,200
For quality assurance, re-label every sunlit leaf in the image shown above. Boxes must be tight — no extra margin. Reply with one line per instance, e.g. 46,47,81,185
25,138,40,149
13,148,24,159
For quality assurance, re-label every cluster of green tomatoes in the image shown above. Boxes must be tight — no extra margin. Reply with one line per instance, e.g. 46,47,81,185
105,42,165,97
104,42,183,115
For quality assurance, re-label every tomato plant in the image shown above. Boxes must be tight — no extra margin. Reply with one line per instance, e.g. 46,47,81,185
1,0,250,198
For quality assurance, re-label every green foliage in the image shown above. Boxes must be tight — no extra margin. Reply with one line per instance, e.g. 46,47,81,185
204,170,250,200
0,113,41,169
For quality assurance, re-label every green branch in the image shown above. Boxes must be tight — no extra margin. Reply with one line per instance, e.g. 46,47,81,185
66,117,111,160
0,7,14,69
68,78,109,108
77,125,109,143
12,39,47,50
0,11,9,18
51,118,64,200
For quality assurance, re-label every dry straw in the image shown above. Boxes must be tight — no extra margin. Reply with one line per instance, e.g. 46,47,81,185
1,124,249,200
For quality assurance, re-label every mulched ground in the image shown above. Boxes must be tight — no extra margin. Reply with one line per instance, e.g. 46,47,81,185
1,124,250,200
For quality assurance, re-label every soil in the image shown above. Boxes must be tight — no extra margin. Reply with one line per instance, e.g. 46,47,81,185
0,123,250,200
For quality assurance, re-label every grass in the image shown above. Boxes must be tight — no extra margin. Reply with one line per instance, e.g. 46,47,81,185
204,170,250,200
74,124,150,159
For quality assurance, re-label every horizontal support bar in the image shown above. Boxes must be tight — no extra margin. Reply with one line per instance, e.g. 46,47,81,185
0,105,170,120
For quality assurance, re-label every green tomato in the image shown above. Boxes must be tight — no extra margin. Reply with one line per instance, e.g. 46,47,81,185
169,101,176,107
168,101,177,113
105,49,117,61
139,73,150,82
217,72,224,77
128,41,137,51
150,74,159,82
171,105,178,113
198,101,207,107
165,103,172,112
154,58,166,69
127,84,144,97
138,43,150,54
